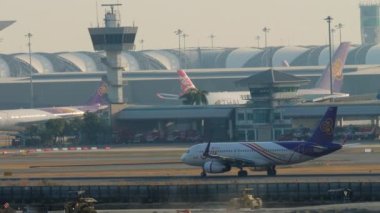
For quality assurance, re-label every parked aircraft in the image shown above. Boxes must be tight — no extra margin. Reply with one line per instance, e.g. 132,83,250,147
0,80,108,131
181,106,342,177
297,42,351,102
157,42,350,104
157,69,249,104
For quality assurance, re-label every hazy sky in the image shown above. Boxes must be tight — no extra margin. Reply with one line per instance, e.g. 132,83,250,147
0,0,364,53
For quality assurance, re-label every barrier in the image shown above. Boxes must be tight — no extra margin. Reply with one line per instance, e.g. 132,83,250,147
0,181,379,205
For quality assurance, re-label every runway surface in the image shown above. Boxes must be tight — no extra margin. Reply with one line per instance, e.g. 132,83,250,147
1,143,380,186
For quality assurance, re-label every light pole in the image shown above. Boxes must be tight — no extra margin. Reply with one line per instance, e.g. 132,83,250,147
325,16,333,96
335,23,344,44
331,28,336,50
139,39,144,50
209,34,215,48
255,35,260,48
174,29,183,63
182,33,188,50
262,27,270,48
25,32,34,108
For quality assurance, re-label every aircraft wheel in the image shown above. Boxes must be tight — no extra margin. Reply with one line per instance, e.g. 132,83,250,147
201,171,207,177
267,166,277,176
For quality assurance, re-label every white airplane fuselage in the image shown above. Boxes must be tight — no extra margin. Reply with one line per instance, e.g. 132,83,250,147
0,108,85,131
182,142,317,167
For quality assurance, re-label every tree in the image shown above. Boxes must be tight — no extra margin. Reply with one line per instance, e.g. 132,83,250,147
45,119,66,144
81,112,111,144
180,88,208,105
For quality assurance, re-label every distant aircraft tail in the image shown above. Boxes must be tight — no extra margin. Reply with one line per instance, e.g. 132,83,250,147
157,70,197,100
177,69,197,93
86,76,109,106
315,42,350,93
308,106,337,145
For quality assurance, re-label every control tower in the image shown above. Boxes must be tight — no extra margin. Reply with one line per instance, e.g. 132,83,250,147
360,2,380,44
88,3,137,105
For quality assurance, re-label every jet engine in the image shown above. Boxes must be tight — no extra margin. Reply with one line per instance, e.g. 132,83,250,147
203,160,231,173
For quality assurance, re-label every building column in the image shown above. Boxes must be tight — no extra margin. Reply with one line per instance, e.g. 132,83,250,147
339,117,344,127
228,119,233,141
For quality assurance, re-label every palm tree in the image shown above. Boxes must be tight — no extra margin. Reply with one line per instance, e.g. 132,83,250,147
180,88,209,105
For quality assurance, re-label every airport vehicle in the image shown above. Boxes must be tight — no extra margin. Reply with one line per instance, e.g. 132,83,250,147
228,188,262,209
158,42,350,104
181,106,342,177
64,190,97,213
0,79,108,131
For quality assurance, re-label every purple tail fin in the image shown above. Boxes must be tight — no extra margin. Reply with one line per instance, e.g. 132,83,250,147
315,42,350,93
86,76,109,106
309,106,337,144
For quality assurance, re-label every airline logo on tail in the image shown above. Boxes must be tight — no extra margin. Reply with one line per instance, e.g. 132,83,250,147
177,69,197,93
309,106,337,144
96,81,108,97
316,42,350,93
86,76,109,106
320,118,334,135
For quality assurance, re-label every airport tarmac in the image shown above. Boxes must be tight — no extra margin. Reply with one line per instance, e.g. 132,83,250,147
0,143,380,186
44,202,380,212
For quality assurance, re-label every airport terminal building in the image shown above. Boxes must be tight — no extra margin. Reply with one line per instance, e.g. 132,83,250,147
3,44,380,77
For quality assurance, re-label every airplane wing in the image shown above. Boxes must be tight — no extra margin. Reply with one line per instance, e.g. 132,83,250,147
310,92,349,102
203,141,257,167
156,93,180,100
206,154,257,168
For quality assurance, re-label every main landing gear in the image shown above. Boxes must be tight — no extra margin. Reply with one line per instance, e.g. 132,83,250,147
237,169,248,177
267,165,277,176
200,170,207,177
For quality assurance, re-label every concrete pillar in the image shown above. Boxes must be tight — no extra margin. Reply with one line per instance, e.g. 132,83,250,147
106,51,124,104
228,119,233,141
339,117,344,127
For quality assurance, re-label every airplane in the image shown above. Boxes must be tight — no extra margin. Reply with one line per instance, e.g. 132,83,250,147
0,79,109,131
297,42,351,102
157,69,249,105
157,42,351,104
180,106,342,177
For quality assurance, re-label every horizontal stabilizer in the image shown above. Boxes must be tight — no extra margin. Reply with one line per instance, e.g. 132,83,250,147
156,93,180,100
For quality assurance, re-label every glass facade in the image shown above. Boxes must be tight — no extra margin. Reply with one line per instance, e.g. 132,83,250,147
90,33,136,45
360,5,380,44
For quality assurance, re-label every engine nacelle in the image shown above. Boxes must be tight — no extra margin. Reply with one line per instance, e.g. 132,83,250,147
203,160,231,173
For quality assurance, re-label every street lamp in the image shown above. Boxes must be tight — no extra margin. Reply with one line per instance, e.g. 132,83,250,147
325,16,333,96
331,28,336,50
255,35,260,48
262,27,270,48
209,34,215,48
182,33,188,50
335,23,344,44
174,29,183,62
25,32,34,108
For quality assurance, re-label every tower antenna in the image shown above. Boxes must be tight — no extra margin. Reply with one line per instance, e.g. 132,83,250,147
96,0,100,27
